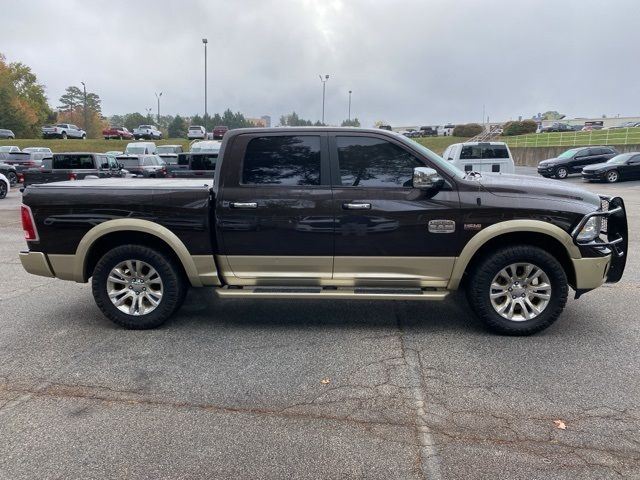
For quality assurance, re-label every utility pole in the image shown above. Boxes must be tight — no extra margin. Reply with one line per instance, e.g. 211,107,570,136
155,92,162,123
81,81,87,130
146,107,152,120
203,38,208,127
319,74,329,125
348,90,352,122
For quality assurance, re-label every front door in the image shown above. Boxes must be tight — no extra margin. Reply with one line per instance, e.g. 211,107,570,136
218,133,334,285
329,133,461,288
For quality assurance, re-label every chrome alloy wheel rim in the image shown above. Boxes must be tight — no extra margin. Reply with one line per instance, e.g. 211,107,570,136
607,171,618,182
106,260,163,316
489,263,551,321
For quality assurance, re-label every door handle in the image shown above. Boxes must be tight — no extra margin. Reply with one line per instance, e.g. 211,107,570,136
230,202,258,209
342,202,371,210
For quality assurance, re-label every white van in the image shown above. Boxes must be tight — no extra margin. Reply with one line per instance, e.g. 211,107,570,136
125,142,157,155
441,141,515,174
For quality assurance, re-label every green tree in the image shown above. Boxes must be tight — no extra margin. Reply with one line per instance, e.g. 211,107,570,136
341,118,361,127
168,115,187,138
279,111,315,126
0,53,52,137
191,114,204,127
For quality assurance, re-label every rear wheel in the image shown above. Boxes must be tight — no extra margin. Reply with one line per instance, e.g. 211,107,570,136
605,170,619,183
0,180,7,199
466,245,568,335
92,245,187,329
6,171,17,186
555,167,568,179
61,132,67,139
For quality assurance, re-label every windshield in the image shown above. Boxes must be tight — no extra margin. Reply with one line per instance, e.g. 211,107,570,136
607,153,633,165
117,158,141,167
558,148,580,159
191,141,221,153
157,146,176,154
404,137,465,179
0,146,17,152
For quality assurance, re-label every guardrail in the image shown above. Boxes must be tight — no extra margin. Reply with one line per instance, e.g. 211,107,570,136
504,128,640,148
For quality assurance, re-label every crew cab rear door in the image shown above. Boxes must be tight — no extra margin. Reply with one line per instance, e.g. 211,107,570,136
328,132,460,287
217,132,334,284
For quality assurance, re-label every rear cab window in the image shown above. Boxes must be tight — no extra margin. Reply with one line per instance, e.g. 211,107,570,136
53,154,95,169
241,136,321,186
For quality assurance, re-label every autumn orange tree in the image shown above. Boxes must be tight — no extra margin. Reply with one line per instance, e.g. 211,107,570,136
0,53,53,137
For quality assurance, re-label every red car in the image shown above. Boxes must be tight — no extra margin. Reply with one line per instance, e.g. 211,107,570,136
103,126,134,140
212,125,229,139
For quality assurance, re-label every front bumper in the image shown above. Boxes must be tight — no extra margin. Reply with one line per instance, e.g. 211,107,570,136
581,171,605,181
572,196,628,283
19,251,54,278
537,166,555,176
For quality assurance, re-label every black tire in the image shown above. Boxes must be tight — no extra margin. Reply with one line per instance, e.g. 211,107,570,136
555,167,568,179
0,180,7,199
91,244,187,329
118,135,123,140
466,245,568,335
61,132,67,139
605,170,619,183
7,171,17,186
82,134,86,140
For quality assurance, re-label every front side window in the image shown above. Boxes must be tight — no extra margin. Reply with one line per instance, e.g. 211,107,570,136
337,136,422,187
242,135,321,186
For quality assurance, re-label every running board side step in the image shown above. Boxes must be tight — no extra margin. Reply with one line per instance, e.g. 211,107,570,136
215,286,449,301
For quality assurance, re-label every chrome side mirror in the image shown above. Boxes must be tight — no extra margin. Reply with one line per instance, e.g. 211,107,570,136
413,167,444,190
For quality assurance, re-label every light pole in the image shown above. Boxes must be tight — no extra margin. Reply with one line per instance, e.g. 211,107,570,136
319,74,329,125
203,38,208,127
80,81,87,130
348,90,352,122
155,92,162,123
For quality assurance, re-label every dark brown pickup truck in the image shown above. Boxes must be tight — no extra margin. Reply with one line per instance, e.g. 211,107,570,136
18,128,628,335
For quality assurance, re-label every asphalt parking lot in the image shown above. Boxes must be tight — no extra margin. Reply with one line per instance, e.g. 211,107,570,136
0,170,638,479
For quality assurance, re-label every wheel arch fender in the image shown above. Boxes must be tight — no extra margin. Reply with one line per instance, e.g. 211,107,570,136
448,220,581,290
75,219,204,286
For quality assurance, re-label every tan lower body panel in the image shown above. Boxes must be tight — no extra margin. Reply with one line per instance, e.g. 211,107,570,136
192,255,221,286
47,254,77,281
219,255,454,287
572,255,611,290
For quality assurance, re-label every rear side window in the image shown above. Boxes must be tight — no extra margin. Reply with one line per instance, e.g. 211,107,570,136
53,155,95,169
336,136,422,187
460,146,482,160
191,154,217,170
178,154,190,166
481,145,509,159
242,136,321,186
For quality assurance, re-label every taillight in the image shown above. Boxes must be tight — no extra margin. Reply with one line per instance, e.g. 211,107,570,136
21,205,39,241
68,173,77,180
24,161,36,167
17,173,24,183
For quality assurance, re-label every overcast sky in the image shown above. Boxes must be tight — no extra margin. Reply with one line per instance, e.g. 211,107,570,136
1,0,639,127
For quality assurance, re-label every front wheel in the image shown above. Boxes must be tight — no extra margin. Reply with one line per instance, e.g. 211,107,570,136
0,180,7,199
82,134,86,140
555,167,568,179
605,170,619,183
92,245,187,329
466,245,568,335
61,132,67,139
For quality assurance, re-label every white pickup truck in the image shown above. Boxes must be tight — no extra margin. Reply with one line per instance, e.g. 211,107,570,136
42,123,86,139
133,125,163,140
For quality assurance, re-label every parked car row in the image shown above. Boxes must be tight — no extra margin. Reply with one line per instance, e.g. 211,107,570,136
537,146,640,183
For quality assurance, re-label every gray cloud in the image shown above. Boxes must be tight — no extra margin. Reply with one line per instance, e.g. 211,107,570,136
1,0,639,127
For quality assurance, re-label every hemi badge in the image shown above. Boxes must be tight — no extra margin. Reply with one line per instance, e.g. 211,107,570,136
428,220,455,233
464,223,482,231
